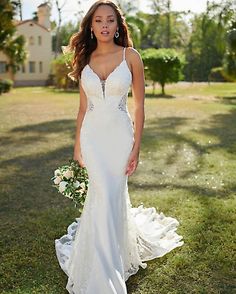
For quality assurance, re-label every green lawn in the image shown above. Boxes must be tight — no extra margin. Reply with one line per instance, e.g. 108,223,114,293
0,84,235,294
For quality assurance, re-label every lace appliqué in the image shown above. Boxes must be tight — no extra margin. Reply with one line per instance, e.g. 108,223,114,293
118,94,128,112
87,99,94,111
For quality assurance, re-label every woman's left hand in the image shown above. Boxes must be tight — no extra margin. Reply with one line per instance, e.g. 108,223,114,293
125,148,139,176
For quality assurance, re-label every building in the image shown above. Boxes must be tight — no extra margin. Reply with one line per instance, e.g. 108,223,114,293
0,3,53,86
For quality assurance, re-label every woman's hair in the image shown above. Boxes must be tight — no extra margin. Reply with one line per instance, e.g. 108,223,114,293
67,0,133,81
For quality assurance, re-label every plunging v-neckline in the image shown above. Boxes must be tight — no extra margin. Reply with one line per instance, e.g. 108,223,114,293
87,59,127,82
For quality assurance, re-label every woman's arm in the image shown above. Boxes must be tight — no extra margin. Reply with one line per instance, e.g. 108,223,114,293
125,48,145,176
73,78,87,167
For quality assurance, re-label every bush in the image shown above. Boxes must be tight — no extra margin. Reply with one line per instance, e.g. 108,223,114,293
0,79,13,94
209,67,227,82
223,51,236,81
141,48,185,95
51,53,78,90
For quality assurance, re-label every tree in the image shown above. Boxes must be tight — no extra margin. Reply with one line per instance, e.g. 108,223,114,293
138,10,190,50
0,0,26,79
223,21,236,80
116,0,138,15
184,0,236,81
150,0,172,48
52,21,80,52
141,48,185,95
51,52,78,89
51,0,85,57
125,15,147,48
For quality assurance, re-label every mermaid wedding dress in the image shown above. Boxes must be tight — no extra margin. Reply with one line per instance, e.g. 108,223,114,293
55,47,184,294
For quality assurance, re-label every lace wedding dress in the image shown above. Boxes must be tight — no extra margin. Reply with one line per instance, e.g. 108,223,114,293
55,47,184,294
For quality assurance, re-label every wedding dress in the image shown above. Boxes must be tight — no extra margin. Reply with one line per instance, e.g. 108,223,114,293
55,47,184,294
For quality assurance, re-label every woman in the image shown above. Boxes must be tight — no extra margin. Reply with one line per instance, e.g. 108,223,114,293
55,1,184,293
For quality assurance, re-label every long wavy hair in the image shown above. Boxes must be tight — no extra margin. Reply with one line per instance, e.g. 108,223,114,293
67,0,133,81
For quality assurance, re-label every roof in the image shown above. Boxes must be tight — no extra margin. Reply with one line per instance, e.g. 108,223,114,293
16,20,50,32
38,3,50,8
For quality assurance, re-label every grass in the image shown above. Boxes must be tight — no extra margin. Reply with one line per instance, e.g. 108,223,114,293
0,83,235,294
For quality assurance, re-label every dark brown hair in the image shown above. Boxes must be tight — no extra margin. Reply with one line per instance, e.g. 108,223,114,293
67,0,133,81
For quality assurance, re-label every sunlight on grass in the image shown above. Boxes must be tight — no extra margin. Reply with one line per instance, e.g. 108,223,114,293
0,83,235,294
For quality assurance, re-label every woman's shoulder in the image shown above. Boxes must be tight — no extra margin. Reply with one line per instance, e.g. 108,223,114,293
125,47,143,64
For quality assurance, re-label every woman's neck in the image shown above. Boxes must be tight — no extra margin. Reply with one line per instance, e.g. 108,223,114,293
95,41,119,54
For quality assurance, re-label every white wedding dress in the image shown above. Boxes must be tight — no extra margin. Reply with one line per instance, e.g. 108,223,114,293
55,47,184,294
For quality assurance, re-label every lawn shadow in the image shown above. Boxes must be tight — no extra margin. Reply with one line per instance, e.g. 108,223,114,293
128,112,235,202
1,107,235,292
10,119,74,133
201,108,236,153
216,96,236,105
126,110,236,292
146,93,176,99
0,133,80,291
0,119,75,149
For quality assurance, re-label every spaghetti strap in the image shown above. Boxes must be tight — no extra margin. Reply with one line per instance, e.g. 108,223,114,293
123,47,126,61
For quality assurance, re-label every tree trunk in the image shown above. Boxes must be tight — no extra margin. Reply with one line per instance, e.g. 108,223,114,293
152,81,156,95
161,83,165,95
166,0,171,48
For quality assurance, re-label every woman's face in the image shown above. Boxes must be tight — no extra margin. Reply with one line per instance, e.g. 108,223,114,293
91,4,118,42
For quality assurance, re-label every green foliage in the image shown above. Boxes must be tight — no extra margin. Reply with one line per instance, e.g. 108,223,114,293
51,54,76,89
51,159,89,213
126,15,145,48
184,1,236,81
52,21,80,53
0,0,26,74
209,67,227,82
223,51,236,81
227,28,236,52
138,8,190,50
0,0,15,48
223,24,236,80
0,79,13,94
141,48,185,95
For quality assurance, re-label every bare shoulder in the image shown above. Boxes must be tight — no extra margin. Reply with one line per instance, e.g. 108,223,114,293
125,47,143,72
126,47,142,62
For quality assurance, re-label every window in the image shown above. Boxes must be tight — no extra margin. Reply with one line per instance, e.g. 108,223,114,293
38,36,42,45
29,61,36,73
0,61,7,73
39,61,43,73
29,36,34,45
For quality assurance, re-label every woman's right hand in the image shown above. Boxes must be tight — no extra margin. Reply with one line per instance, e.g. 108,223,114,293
73,152,85,167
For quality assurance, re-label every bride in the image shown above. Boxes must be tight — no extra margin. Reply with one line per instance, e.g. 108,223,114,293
55,1,184,293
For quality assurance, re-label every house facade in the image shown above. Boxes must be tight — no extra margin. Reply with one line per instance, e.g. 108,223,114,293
0,3,53,86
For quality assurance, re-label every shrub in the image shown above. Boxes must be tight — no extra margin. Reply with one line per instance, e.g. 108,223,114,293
209,67,227,82
0,79,13,94
141,48,185,95
51,53,78,89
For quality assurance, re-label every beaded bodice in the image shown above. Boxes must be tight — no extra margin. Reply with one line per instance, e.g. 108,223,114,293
81,47,132,114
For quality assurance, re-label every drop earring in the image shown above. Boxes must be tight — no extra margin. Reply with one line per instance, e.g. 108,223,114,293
115,29,119,38
91,29,93,39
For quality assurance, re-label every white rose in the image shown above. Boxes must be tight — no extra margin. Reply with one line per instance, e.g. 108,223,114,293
54,169,61,176
59,181,67,193
54,176,62,185
63,170,74,179
73,180,80,188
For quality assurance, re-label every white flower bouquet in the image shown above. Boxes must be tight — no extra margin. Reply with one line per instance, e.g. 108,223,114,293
51,159,89,212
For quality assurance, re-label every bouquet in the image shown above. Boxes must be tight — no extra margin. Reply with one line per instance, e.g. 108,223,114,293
51,159,89,212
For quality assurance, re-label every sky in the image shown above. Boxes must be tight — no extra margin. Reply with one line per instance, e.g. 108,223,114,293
20,0,219,24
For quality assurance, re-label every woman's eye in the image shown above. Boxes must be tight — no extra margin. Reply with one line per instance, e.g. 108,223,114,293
109,19,114,22
95,20,101,22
